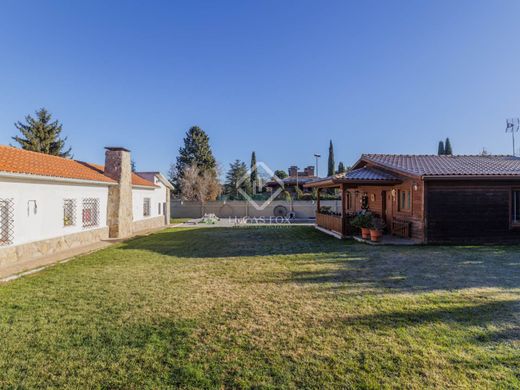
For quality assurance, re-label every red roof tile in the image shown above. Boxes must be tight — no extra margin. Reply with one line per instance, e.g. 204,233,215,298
0,145,155,187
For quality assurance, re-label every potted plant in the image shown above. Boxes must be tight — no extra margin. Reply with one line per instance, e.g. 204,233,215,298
370,218,386,242
351,211,374,239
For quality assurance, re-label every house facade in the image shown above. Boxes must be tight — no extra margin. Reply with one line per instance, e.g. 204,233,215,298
305,154,520,244
266,165,318,194
0,145,172,269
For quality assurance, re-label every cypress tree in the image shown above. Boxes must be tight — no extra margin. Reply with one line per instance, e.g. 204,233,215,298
250,151,257,193
327,140,335,177
437,141,445,156
336,161,346,174
12,108,71,157
444,138,453,155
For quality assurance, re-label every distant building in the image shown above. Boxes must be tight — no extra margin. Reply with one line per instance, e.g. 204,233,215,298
266,165,320,194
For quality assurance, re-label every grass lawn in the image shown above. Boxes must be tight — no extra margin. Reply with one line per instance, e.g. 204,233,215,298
0,226,519,388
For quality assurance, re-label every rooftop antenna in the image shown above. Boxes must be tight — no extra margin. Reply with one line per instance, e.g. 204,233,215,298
506,118,519,156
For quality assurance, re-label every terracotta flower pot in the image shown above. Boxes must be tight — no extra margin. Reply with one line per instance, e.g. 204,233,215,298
361,227,370,239
370,229,382,242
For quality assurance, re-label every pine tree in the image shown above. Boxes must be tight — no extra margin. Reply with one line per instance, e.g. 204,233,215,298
174,126,217,192
12,108,71,157
437,141,445,156
225,160,250,199
250,151,257,193
336,161,346,174
444,138,453,155
327,140,335,177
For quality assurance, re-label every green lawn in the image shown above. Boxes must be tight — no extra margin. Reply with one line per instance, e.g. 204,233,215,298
0,226,519,388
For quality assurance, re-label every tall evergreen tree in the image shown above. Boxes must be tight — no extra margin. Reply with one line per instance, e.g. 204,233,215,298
173,126,217,191
327,140,335,177
444,138,453,155
437,141,445,156
225,160,250,199
12,108,71,157
336,161,346,174
250,151,257,193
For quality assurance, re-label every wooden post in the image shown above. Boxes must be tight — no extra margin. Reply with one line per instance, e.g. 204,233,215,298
340,184,346,236
316,187,321,214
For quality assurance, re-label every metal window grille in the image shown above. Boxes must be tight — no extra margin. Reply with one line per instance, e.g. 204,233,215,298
143,198,151,217
63,199,76,227
0,199,14,246
82,198,99,228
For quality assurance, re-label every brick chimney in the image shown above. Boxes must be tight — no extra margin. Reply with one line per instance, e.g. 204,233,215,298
304,166,315,177
288,166,298,177
105,147,133,238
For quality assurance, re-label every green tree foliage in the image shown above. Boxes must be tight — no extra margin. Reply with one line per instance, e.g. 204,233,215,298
444,138,453,155
225,160,250,199
274,169,288,179
250,151,258,192
173,126,217,191
437,141,445,156
12,108,71,157
327,140,335,177
336,161,347,174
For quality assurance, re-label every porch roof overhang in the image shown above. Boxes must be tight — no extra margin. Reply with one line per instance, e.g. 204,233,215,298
304,166,402,188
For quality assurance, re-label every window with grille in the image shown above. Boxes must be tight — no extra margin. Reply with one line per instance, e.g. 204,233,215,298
0,199,14,246
513,190,520,225
398,190,411,212
143,198,151,217
82,198,99,228
63,199,76,227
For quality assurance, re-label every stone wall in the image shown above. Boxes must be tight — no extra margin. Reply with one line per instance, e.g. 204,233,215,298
0,227,109,268
133,216,165,232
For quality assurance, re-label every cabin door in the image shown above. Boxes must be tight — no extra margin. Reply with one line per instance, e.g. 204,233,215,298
382,190,393,228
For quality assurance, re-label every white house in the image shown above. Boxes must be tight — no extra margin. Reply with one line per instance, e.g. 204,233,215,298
0,145,172,269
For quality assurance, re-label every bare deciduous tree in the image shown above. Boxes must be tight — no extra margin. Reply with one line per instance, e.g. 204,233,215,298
179,163,221,202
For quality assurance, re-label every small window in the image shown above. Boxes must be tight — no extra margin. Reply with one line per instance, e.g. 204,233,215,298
143,198,151,217
82,198,99,228
158,203,161,215
513,190,520,225
63,199,76,227
345,191,352,210
398,190,411,212
0,199,14,246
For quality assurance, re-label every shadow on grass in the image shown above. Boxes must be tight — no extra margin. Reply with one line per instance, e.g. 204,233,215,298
121,226,520,292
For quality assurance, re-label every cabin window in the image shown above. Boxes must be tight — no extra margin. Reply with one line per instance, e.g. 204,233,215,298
513,190,520,225
82,198,99,228
143,198,151,217
63,199,76,227
0,199,14,246
345,191,352,210
398,190,411,212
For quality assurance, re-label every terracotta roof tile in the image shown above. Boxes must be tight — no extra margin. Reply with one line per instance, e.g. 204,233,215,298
0,145,156,187
361,154,520,176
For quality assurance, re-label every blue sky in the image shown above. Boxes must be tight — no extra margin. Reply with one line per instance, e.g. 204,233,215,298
1,0,520,177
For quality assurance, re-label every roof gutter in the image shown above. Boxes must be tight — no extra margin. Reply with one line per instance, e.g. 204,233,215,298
0,171,117,186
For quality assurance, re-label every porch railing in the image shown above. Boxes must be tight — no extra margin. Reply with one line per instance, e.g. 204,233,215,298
391,219,411,238
316,212,343,235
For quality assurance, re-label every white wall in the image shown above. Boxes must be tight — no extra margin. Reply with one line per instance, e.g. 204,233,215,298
132,177,167,222
0,177,109,246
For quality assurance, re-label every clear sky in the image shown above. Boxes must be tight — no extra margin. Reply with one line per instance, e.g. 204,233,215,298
1,0,520,177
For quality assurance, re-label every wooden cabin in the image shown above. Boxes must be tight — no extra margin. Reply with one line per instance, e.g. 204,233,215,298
304,154,520,244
